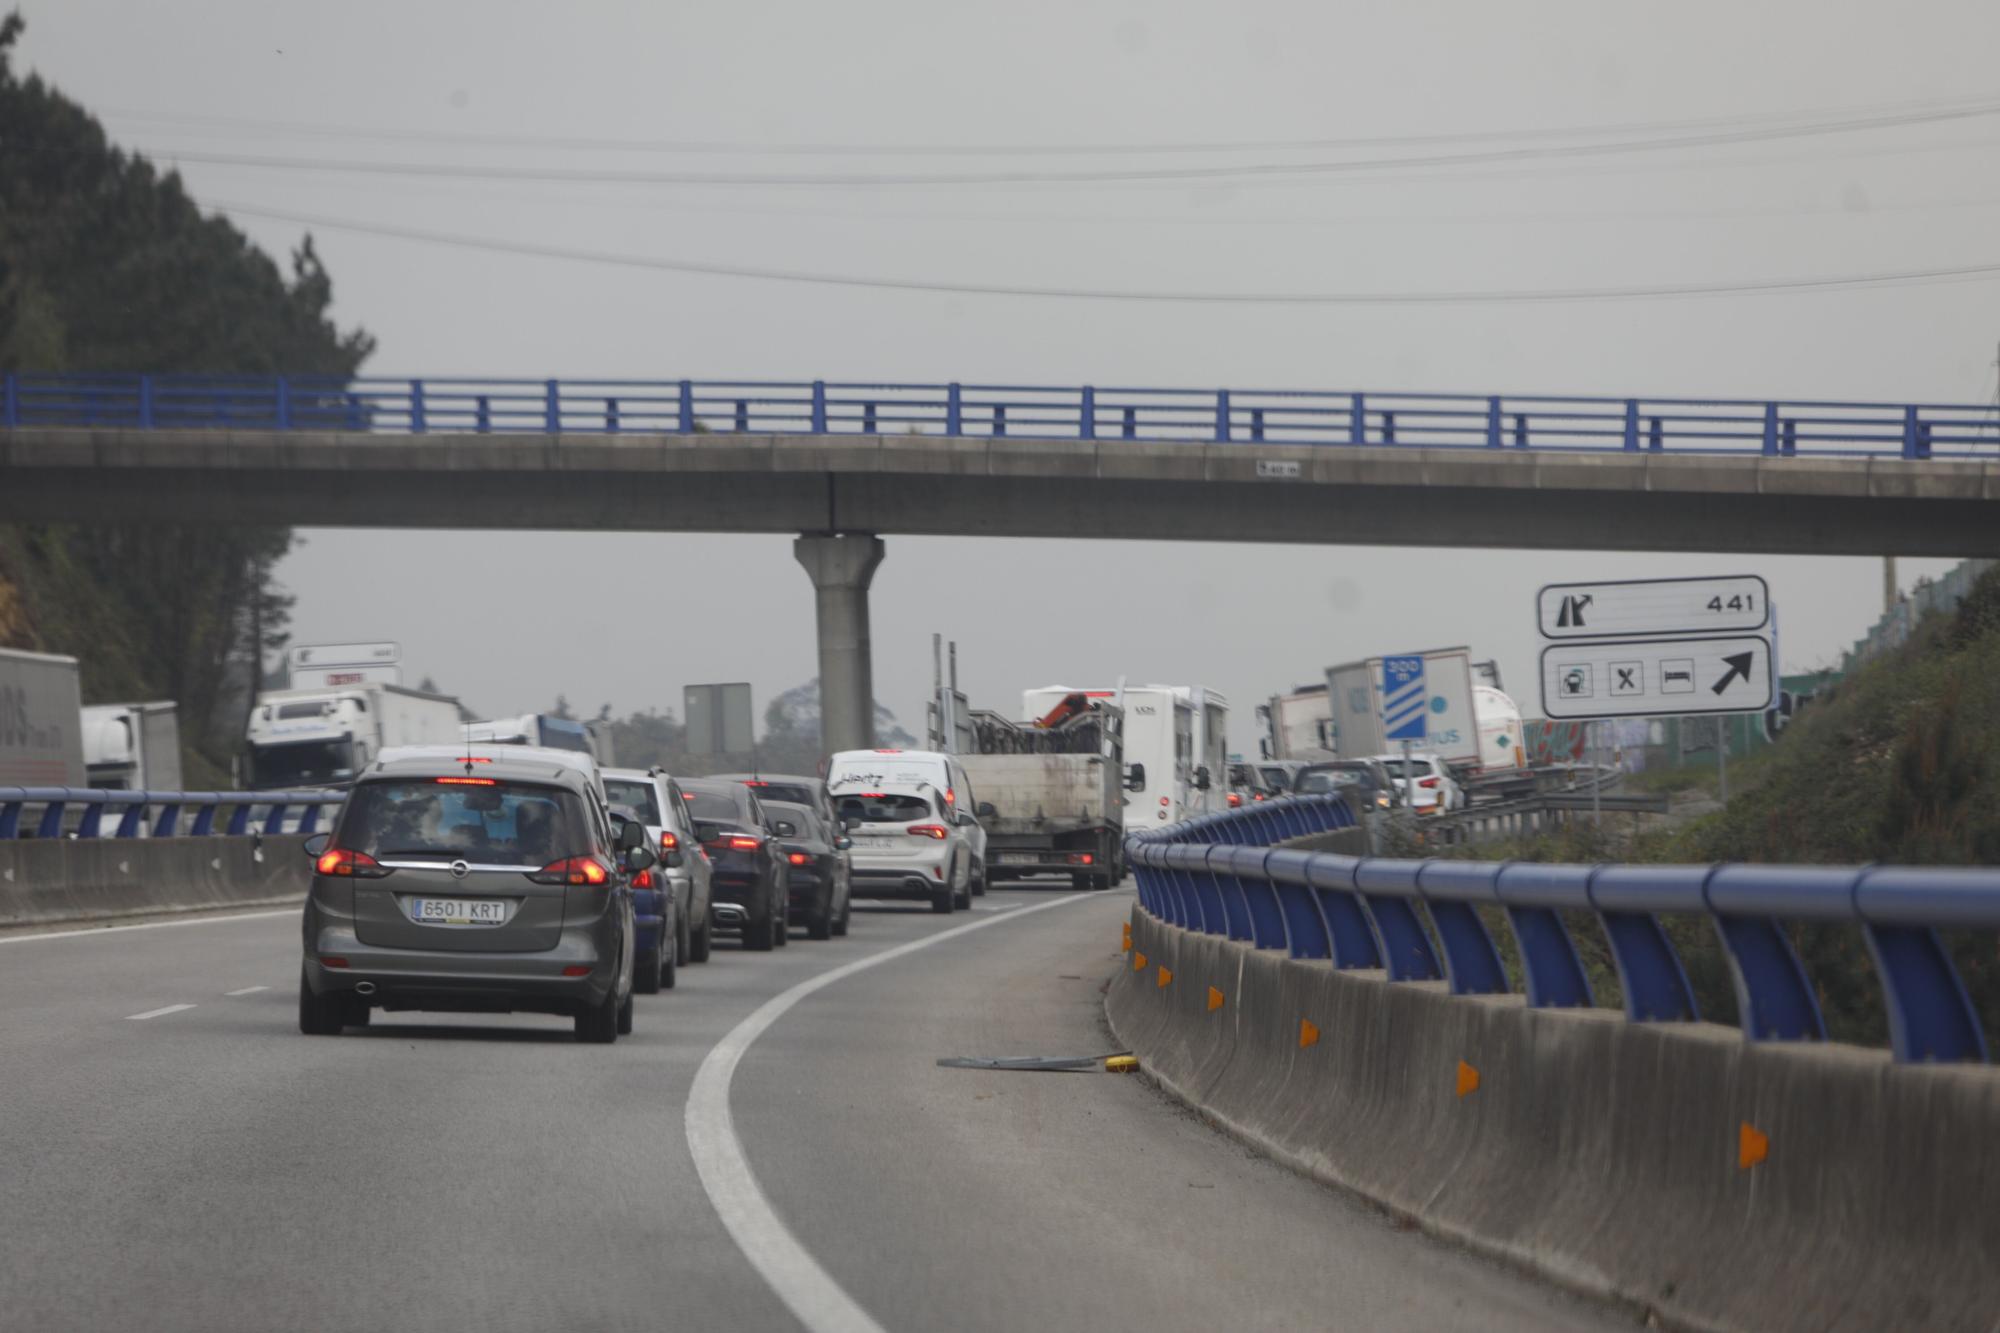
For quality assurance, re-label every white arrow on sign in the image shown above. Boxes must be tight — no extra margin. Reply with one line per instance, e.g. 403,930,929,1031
1539,635,1775,720
1537,575,1769,640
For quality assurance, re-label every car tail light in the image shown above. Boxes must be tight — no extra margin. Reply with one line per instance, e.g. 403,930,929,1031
659,831,679,853
561,965,591,977
1419,777,1439,789
788,852,811,866
1227,793,1242,807
1159,797,1169,807
632,869,654,888
315,847,390,878
528,856,611,886
435,776,497,786
1253,793,1266,802
907,824,949,840
1067,853,1094,865
725,835,762,852
320,956,349,968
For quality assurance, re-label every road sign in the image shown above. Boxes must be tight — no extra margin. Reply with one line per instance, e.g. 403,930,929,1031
287,641,401,669
1537,575,1770,641
1539,636,1774,720
684,682,754,754
1381,656,1428,741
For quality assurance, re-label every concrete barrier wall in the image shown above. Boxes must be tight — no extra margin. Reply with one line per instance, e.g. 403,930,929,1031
1108,910,2000,1333
0,836,311,930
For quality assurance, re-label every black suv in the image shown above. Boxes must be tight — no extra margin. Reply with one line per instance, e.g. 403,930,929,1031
680,777,786,951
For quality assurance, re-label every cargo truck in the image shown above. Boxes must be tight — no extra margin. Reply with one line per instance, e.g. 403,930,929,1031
0,647,86,788
1257,684,1336,762
1324,647,1524,777
962,693,1129,890
1023,683,1227,827
82,701,182,791
244,682,463,789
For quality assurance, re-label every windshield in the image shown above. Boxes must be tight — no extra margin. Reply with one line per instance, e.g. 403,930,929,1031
682,790,745,822
248,739,355,789
838,792,934,824
1295,768,1372,794
337,780,589,864
746,781,816,807
603,779,662,823
1375,760,1435,781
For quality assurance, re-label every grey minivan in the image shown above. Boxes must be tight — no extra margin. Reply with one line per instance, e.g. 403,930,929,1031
298,752,652,1044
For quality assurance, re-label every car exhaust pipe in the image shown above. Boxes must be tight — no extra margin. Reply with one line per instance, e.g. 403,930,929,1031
354,981,378,996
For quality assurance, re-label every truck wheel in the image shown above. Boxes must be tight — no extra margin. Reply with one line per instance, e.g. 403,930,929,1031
931,887,955,915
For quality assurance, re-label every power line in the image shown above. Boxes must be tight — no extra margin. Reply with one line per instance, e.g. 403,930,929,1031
101,91,2000,158
209,198,2000,305
136,101,2000,190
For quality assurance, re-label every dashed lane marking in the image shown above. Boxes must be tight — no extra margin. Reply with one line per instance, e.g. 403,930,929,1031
224,986,269,997
0,908,295,947
126,1004,196,1021
685,890,1096,1333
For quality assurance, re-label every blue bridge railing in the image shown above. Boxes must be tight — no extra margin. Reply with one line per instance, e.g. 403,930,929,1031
1127,796,1998,1066
5,374,1998,460
0,788,347,840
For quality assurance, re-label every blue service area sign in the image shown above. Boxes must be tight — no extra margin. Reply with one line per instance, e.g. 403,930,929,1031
1381,655,1428,742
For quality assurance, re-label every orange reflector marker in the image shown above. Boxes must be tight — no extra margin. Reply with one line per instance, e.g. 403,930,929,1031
1456,1060,1481,1098
1121,922,1132,952
1105,1055,1139,1073
1207,986,1225,1012
1299,1018,1320,1049
1133,952,1147,971
1156,965,1173,989
1739,1121,1769,1170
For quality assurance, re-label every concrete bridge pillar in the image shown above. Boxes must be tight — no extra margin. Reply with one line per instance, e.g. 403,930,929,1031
793,533,885,756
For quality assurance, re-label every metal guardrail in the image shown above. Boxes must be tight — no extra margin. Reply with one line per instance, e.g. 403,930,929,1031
1427,790,1672,846
1127,797,1997,1065
0,787,346,839
6,374,1999,459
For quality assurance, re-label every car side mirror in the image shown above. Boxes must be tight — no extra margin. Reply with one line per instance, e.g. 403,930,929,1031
773,820,797,837
624,845,657,873
618,820,646,852
835,837,852,851
956,811,977,827
976,802,997,818
1123,763,1146,793
1194,765,1212,791
302,832,330,857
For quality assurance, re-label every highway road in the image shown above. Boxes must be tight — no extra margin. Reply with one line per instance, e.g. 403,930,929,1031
0,884,1621,1332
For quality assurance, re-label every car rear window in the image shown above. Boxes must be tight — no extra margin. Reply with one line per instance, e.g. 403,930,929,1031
1297,768,1372,793
681,790,744,821
603,779,662,823
339,780,590,864
746,781,815,807
838,792,934,824
1376,760,1435,781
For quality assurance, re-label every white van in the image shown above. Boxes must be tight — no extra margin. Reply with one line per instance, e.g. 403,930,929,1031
826,749,987,911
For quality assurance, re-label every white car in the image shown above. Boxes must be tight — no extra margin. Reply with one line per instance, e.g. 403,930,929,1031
1370,752,1463,814
826,749,988,896
830,781,975,914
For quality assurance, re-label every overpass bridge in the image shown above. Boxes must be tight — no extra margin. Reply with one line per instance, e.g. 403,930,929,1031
7,374,1998,750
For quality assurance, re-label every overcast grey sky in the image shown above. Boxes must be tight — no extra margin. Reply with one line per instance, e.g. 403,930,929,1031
21,2,1997,745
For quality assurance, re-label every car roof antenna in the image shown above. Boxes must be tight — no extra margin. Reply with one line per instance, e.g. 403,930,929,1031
462,722,476,776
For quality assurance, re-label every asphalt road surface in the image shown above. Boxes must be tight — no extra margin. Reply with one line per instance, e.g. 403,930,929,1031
0,884,1621,1332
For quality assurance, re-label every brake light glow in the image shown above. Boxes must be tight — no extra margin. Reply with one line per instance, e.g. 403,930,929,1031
659,831,679,852
858,792,888,799
788,851,811,866
1227,793,1242,807
725,835,763,851
743,780,770,787
315,847,389,878
944,787,955,806
1067,853,1095,865
320,956,349,968
1419,777,1440,789
1159,797,1169,807
528,856,611,886
632,869,654,888
561,965,591,977
907,824,949,840
436,776,497,786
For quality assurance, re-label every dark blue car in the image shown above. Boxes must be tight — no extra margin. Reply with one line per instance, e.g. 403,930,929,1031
609,803,676,993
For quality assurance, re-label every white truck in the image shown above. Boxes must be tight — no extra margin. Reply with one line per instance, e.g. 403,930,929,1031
1324,647,1525,778
464,713,604,762
961,694,1128,890
0,647,86,788
1023,683,1228,828
82,702,182,791
244,682,463,789
1257,684,1336,762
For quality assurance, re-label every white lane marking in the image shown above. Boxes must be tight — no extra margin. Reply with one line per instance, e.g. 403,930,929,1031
686,891,1095,1333
0,908,295,947
224,986,269,997
125,1004,196,1021
970,902,1020,912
